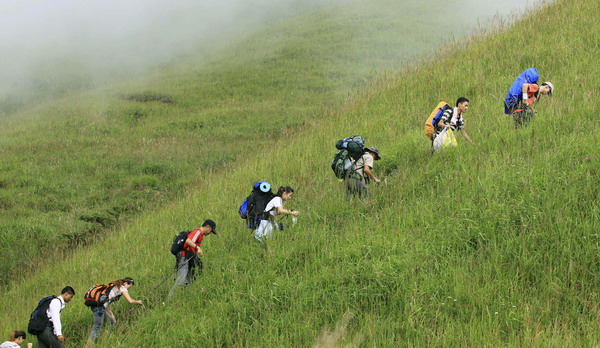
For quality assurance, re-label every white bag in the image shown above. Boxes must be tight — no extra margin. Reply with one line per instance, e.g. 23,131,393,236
433,128,458,152
432,128,448,152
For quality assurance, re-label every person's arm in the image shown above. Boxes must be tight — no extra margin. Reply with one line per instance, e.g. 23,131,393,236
121,290,143,305
461,129,474,145
522,83,532,100
276,206,299,217
438,109,454,129
48,299,64,340
363,166,381,184
438,119,449,128
185,237,202,255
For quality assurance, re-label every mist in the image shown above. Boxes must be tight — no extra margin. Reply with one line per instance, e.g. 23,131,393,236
0,0,353,112
0,0,534,113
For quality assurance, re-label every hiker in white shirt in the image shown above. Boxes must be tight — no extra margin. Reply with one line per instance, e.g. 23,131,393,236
86,277,142,345
0,330,32,348
255,186,299,242
38,286,74,348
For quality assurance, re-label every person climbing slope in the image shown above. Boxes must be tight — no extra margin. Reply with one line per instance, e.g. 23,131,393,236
504,68,554,125
168,219,217,298
1,330,32,348
345,146,381,199
431,97,474,152
254,186,299,242
84,277,142,345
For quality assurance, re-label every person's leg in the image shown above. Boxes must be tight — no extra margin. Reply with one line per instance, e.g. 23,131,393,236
37,331,49,348
255,219,273,242
186,256,197,285
38,326,63,348
106,311,116,328
357,180,370,198
168,253,190,298
89,306,106,340
345,178,358,201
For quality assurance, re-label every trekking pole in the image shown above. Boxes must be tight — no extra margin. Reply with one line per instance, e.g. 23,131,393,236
152,254,196,290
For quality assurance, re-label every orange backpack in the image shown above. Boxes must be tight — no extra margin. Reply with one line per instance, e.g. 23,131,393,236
84,283,115,307
424,101,451,140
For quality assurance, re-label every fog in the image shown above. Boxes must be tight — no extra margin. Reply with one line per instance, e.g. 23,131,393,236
0,0,534,113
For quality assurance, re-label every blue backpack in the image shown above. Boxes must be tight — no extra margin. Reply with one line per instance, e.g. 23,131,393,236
28,295,56,335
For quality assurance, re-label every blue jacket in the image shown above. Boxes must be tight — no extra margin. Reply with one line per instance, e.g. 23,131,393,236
503,68,539,114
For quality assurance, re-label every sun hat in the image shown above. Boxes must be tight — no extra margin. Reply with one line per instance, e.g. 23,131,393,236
365,146,381,160
542,81,554,95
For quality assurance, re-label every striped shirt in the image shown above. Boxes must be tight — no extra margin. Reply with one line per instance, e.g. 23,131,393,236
434,107,464,137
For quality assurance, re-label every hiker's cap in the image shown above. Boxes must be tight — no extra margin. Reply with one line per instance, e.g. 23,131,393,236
542,81,554,95
365,146,381,160
203,219,218,234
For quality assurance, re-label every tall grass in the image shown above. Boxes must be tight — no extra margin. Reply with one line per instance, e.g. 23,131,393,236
0,0,513,287
1,0,599,346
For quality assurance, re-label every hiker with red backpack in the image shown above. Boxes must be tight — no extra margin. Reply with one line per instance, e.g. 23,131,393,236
168,219,218,298
27,286,74,348
503,68,553,126
254,186,299,242
84,277,142,344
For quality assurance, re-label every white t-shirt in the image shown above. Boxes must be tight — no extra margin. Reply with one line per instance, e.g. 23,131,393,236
263,196,283,217
0,341,20,348
105,286,128,307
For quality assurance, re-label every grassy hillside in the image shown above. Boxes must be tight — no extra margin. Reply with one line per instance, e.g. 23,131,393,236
0,0,512,287
2,0,599,346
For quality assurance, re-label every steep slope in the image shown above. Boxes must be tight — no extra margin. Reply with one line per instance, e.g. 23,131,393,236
3,0,599,346
0,0,519,287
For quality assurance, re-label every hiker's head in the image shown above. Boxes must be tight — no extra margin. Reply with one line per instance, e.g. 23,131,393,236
61,286,75,302
456,97,469,113
364,146,381,160
277,186,295,201
114,277,136,290
540,81,554,95
201,219,218,235
9,330,26,344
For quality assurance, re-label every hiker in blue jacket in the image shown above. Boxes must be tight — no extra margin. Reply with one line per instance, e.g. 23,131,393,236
504,68,539,115
504,68,553,114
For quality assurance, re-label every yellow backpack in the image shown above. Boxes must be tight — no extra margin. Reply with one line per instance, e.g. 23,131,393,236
424,101,451,140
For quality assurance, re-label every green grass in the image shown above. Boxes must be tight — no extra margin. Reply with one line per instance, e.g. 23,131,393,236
0,0,510,287
1,0,599,346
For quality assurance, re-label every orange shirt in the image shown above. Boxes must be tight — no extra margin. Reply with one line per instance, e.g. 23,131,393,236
525,84,540,108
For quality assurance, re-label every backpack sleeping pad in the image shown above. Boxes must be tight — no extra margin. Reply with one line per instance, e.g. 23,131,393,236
239,181,275,229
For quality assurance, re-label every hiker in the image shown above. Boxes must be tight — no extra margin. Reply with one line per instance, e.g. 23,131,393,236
433,97,474,147
504,68,554,122
504,68,540,115
86,277,142,344
254,186,299,242
345,146,381,199
168,220,218,297
504,68,554,124
37,286,74,348
1,331,32,348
